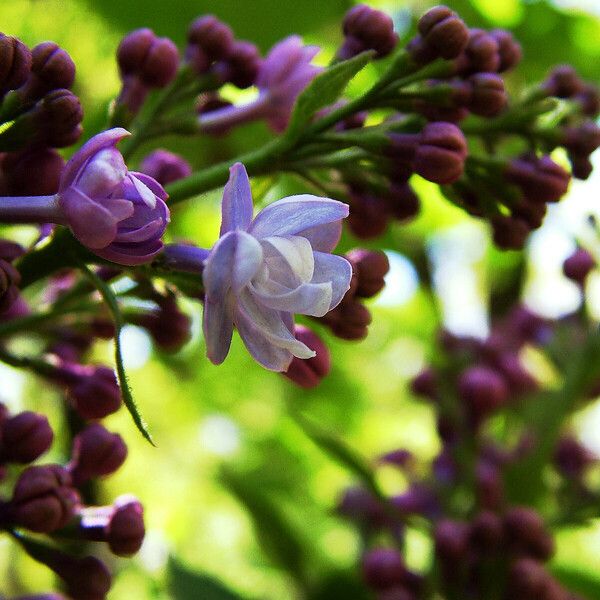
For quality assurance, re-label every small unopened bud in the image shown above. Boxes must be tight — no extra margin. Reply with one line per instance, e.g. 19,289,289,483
362,547,406,589
417,6,469,60
504,506,555,560
475,460,504,510
35,88,84,147
562,122,600,157
468,73,506,117
491,214,530,250
69,423,127,485
470,510,504,551
341,4,398,58
283,325,330,388
107,496,145,556
569,152,594,180
508,558,548,596
11,465,79,532
19,42,75,102
458,365,508,424
53,554,111,600
414,122,467,184
489,29,522,72
410,368,438,401
1,411,53,463
576,84,600,117
323,299,372,340
455,28,500,75
543,64,584,98
140,149,192,186
216,40,261,88
187,15,235,63
385,182,421,221
347,192,390,239
346,249,390,298
505,155,570,204
563,248,595,285
0,147,64,195
554,435,596,478
434,519,470,562
0,34,32,94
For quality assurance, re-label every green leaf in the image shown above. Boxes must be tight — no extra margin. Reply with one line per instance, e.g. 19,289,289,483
78,263,154,444
285,51,374,142
168,556,248,600
552,564,600,599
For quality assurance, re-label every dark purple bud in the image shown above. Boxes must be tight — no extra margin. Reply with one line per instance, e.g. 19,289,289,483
543,65,584,98
118,29,179,88
49,553,112,600
458,365,509,424
467,72,507,117
576,84,600,117
11,465,79,532
322,298,372,340
554,435,596,478
69,423,127,485
506,155,571,203
470,510,504,551
414,122,467,185
434,519,470,562
569,152,594,180
1,411,53,463
508,558,548,597
346,249,390,298
489,29,522,72
504,506,555,560
341,4,398,58
107,496,145,556
347,192,390,239
0,147,64,195
0,34,32,95
561,122,600,157
336,35,369,62
417,6,469,60
34,88,84,147
432,449,457,484
140,149,192,186
410,368,438,401
563,248,595,285
511,197,548,230
494,351,538,396
19,42,75,102
491,214,530,250
216,40,261,88
337,486,388,527
283,325,330,388
455,29,500,75
0,258,20,312
385,182,421,221
475,460,504,510
362,547,407,589
187,15,235,63
391,485,440,518
379,448,414,470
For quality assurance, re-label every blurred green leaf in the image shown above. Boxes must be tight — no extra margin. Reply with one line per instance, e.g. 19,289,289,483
168,556,248,600
552,564,600,599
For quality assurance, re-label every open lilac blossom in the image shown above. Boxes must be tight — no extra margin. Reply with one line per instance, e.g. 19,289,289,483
0,128,170,266
165,163,351,371
199,36,322,134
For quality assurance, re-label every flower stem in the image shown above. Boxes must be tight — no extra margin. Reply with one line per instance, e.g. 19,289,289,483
0,194,65,224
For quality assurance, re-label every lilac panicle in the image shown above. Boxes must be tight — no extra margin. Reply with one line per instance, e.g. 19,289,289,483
58,128,170,265
201,162,351,371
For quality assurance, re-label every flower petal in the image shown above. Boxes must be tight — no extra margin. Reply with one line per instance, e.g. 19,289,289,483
130,171,168,201
203,293,234,365
130,173,157,208
220,163,254,235
115,218,164,243
312,252,353,310
261,235,314,283
203,230,263,298
249,279,333,317
295,220,343,252
249,195,349,241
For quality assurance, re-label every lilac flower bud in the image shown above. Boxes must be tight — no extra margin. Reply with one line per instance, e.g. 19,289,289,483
434,519,470,562
134,295,192,352
346,249,389,298
337,486,388,528
508,558,548,597
410,368,438,401
475,460,504,510
187,15,235,63
283,325,330,388
569,153,593,180
385,182,420,221
57,128,170,265
494,351,538,396
34,88,83,147
140,149,192,186
322,298,372,340
576,84,600,117
512,197,547,230
414,122,467,184
416,6,469,60
543,65,584,98
561,121,600,157
64,365,122,420
458,365,509,424
18,42,75,102
0,411,53,463
489,29,522,72
0,147,64,195
362,548,407,589
347,192,390,239
554,435,596,478
0,257,20,312
11,465,79,532
0,34,32,95
69,423,127,485
117,29,179,88
215,40,261,89
340,4,398,59
454,29,500,75
491,214,530,250
563,248,595,285
46,553,112,600
106,496,145,556
504,506,555,560
470,510,504,552
467,73,507,117
505,155,570,204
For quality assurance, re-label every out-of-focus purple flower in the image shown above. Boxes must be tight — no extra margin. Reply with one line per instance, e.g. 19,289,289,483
202,162,351,371
58,128,170,265
199,36,321,134
140,149,192,186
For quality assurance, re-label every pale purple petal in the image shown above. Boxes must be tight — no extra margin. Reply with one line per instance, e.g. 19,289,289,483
220,163,254,235
130,171,169,201
115,218,164,242
249,280,333,316
94,239,164,266
249,195,349,240
311,252,353,310
60,128,130,190
75,148,127,198
204,293,234,365
260,235,314,283
130,173,158,208
295,220,343,252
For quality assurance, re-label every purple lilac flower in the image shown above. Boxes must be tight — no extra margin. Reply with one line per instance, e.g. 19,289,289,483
186,162,350,371
199,36,321,134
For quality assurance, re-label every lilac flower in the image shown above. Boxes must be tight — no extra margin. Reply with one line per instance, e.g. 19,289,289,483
58,128,170,265
199,36,322,134
201,162,351,371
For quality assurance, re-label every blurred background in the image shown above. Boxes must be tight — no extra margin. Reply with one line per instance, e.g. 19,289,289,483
0,0,599,598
